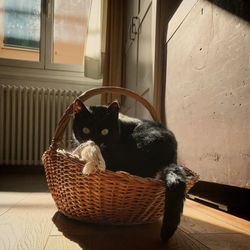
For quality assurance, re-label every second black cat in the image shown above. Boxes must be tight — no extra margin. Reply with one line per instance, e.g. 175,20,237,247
72,100,186,241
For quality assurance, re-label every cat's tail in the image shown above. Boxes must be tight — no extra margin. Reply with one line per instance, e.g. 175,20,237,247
156,163,186,241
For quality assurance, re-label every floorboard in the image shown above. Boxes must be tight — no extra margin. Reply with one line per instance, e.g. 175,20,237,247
0,193,55,250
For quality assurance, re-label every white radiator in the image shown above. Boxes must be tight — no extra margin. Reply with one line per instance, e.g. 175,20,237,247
0,84,81,166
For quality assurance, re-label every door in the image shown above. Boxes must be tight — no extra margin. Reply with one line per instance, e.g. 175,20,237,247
124,0,156,120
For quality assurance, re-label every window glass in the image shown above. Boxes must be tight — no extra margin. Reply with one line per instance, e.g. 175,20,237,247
0,0,41,61
53,0,91,65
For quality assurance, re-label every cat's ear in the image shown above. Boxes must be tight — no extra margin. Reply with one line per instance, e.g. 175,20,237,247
108,100,120,117
73,100,89,114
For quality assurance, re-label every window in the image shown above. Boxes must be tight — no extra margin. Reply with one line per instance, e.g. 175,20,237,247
0,0,91,72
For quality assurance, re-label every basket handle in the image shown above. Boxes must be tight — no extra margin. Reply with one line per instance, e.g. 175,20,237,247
50,86,160,150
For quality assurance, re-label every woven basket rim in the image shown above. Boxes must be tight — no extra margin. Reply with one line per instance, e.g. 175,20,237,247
43,148,199,187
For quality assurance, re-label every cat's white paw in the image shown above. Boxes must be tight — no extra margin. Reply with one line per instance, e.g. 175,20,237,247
98,160,106,171
82,162,97,175
72,140,106,174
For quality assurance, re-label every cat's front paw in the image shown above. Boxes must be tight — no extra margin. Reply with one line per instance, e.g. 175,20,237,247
82,162,96,175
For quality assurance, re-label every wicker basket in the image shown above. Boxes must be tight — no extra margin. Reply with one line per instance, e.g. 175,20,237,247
42,87,199,225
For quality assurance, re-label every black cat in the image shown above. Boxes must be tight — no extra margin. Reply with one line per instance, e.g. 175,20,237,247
72,100,186,241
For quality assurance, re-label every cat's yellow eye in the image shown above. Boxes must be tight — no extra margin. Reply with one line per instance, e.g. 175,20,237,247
101,128,109,136
82,127,90,134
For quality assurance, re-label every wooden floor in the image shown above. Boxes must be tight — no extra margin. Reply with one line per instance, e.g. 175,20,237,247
0,174,249,250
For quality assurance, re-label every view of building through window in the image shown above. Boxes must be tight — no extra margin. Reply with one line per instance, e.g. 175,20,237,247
3,0,40,50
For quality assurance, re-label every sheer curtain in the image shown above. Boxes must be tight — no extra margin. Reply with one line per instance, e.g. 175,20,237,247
84,0,107,79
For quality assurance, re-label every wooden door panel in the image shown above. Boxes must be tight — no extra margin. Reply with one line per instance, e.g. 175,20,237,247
124,0,155,119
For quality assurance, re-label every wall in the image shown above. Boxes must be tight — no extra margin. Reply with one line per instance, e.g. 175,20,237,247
164,0,250,188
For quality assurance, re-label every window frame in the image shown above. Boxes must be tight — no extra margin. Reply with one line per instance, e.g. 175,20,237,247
0,0,87,74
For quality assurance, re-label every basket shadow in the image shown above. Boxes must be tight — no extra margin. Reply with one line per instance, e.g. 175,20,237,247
52,211,169,250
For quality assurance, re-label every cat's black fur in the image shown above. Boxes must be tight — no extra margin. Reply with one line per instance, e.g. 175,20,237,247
72,100,186,241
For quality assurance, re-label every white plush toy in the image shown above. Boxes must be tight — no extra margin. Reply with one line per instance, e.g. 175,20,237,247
72,140,106,175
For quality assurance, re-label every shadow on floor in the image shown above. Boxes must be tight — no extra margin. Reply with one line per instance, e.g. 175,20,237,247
52,211,209,250
52,212,172,250
52,210,250,250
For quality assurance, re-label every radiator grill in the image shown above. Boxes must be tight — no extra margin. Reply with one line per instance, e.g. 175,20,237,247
0,84,81,165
